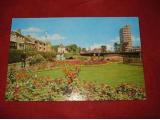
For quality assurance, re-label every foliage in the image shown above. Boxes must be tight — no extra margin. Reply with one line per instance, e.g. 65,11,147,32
83,82,117,100
8,66,16,83
64,53,75,59
39,51,56,61
81,48,87,52
9,49,56,63
52,45,59,52
115,83,146,100
29,54,46,65
114,42,119,52
9,49,24,63
101,45,107,53
63,65,80,84
76,55,89,61
6,64,146,101
16,29,22,34
66,44,81,53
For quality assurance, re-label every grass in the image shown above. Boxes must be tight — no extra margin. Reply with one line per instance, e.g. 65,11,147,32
36,62,145,87
79,63,144,87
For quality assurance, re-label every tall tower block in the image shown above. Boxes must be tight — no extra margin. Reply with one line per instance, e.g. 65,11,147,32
119,25,132,52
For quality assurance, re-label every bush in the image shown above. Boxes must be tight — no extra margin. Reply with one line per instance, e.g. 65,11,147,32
26,50,37,56
64,53,75,59
8,49,56,63
39,51,56,61
76,55,89,61
8,67,16,83
5,70,146,101
116,83,146,100
5,64,146,101
29,54,46,65
9,49,38,63
9,49,24,63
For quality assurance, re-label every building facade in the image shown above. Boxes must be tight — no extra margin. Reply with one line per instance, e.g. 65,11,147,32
10,31,53,52
119,25,132,52
10,31,35,50
57,44,67,54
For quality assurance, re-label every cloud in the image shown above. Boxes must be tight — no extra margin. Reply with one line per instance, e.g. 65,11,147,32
109,36,120,43
22,27,42,33
132,35,140,42
86,36,120,51
108,35,141,47
48,33,66,41
132,35,141,46
106,44,114,51
26,33,66,42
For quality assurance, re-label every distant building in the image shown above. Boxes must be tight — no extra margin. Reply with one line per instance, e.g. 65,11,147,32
10,31,53,52
81,45,107,54
92,48,102,53
56,44,67,61
45,42,53,52
119,25,132,52
34,39,52,52
57,44,67,54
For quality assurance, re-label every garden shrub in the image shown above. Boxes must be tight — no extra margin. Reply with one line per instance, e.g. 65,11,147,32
9,49,24,63
116,83,146,100
26,50,37,57
29,54,46,65
8,49,56,64
83,82,117,100
39,51,56,61
5,74,146,101
8,67,16,83
5,64,146,101
64,53,75,59
76,55,89,61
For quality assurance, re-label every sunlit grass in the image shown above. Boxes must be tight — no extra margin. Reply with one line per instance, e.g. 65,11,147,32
36,62,144,87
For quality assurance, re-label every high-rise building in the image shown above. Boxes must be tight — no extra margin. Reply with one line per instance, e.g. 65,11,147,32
119,25,132,52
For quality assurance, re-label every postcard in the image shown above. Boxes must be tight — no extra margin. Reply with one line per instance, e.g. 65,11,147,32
5,17,146,101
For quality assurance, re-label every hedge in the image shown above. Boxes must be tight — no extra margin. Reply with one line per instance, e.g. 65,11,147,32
8,49,24,63
8,49,56,63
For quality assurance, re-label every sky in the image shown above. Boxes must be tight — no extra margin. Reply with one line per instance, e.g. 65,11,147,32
11,17,141,50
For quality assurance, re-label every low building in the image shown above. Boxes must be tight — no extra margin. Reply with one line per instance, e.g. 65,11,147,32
10,31,35,50
57,44,67,54
34,40,46,52
92,48,102,53
10,31,53,52
45,42,53,52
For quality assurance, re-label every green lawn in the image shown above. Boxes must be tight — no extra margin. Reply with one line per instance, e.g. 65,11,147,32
36,62,145,87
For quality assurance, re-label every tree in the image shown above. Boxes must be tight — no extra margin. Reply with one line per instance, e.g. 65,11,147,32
101,45,107,53
52,45,59,52
26,35,31,38
81,48,86,52
114,42,120,52
16,29,22,34
66,44,78,53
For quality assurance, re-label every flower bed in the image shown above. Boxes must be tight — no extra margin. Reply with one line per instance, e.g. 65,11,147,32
5,65,146,101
